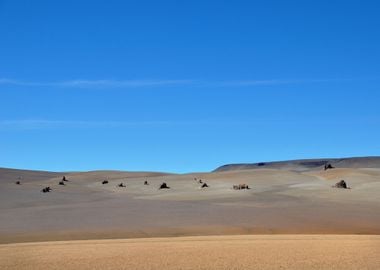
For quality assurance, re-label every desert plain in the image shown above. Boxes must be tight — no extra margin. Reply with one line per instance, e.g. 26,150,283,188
1,157,380,269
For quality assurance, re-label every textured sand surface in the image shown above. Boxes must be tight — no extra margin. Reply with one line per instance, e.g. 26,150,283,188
1,235,380,270
1,165,380,243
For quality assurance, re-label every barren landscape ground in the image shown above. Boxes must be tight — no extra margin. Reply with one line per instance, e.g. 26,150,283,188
1,235,380,270
1,158,380,269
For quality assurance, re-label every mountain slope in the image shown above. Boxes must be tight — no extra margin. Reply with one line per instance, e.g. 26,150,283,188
214,156,380,172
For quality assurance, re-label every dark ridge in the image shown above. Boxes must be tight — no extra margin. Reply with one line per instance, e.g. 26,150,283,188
213,156,380,172
299,161,328,167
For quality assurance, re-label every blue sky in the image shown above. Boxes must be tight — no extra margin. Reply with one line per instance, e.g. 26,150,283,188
0,0,379,173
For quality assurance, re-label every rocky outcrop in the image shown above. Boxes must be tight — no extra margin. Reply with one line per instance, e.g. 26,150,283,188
233,184,250,190
334,180,349,189
41,187,52,193
159,182,170,189
324,163,334,170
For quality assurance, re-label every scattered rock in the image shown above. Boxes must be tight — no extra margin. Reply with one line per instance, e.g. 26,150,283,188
15,181,21,185
102,180,109,184
324,163,335,170
233,184,250,190
118,183,126,188
41,187,52,193
333,180,349,189
59,181,65,185
144,180,149,185
159,182,170,189
62,176,68,182
201,183,209,188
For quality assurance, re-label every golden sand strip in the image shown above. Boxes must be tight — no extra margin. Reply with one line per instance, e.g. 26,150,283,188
1,235,380,270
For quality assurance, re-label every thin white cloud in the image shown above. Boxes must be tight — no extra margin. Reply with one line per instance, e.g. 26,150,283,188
205,79,338,87
0,119,223,130
0,119,173,129
59,79,195,88
1,117,377,130
0,79,194,88
0,78,348,88
0,118,280,130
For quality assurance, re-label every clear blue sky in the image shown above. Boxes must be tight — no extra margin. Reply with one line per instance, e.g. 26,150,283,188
0,0,379,173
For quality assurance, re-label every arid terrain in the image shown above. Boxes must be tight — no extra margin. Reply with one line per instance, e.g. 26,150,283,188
1,235,380,270
1,157,380,269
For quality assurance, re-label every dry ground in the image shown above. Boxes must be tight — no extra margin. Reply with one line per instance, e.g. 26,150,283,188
1,167,380,243
1,235,380,270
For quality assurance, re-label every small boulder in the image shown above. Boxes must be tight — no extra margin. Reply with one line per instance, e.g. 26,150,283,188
201,183,209,188
15,181,21,185
102,180,109,184
59,181,65,186
118,183,126,187
42,187,52,193
159,182,170,189
233,184,250,190
144,180,149,185
334,180,349,189
324,164,334,171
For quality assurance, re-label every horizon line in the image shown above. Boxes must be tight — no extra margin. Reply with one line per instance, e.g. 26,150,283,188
1,155,379,174
0,78,355,88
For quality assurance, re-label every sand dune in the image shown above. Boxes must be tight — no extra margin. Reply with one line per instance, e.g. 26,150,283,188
1,235,380,270
1,160,380,244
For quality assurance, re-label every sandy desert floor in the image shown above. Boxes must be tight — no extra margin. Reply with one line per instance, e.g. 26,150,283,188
1,235,380,270
1,162,380,269
1,166,380,243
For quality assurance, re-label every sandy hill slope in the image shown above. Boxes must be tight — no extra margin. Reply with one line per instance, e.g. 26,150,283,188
214,156,380,172
0,167,62,183
0,158,380,244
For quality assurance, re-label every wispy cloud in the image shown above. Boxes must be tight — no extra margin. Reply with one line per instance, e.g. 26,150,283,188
0,78,349,89
2,116,378,130
0,119,226,130
0,79,194,88
0,118,282,130
0,119,176,129
204,78,343,87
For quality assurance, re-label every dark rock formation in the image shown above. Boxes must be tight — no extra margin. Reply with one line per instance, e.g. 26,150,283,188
324,163,335,170
201,183,209,188
233,184,250,190
159,182,170,189
102,180,108,184
334,180,349,189
59,181,65,185
41,187,52,193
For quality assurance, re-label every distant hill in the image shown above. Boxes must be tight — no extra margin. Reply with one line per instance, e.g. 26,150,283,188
0,167,62,182
214,156,380,172
0,167,172,183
